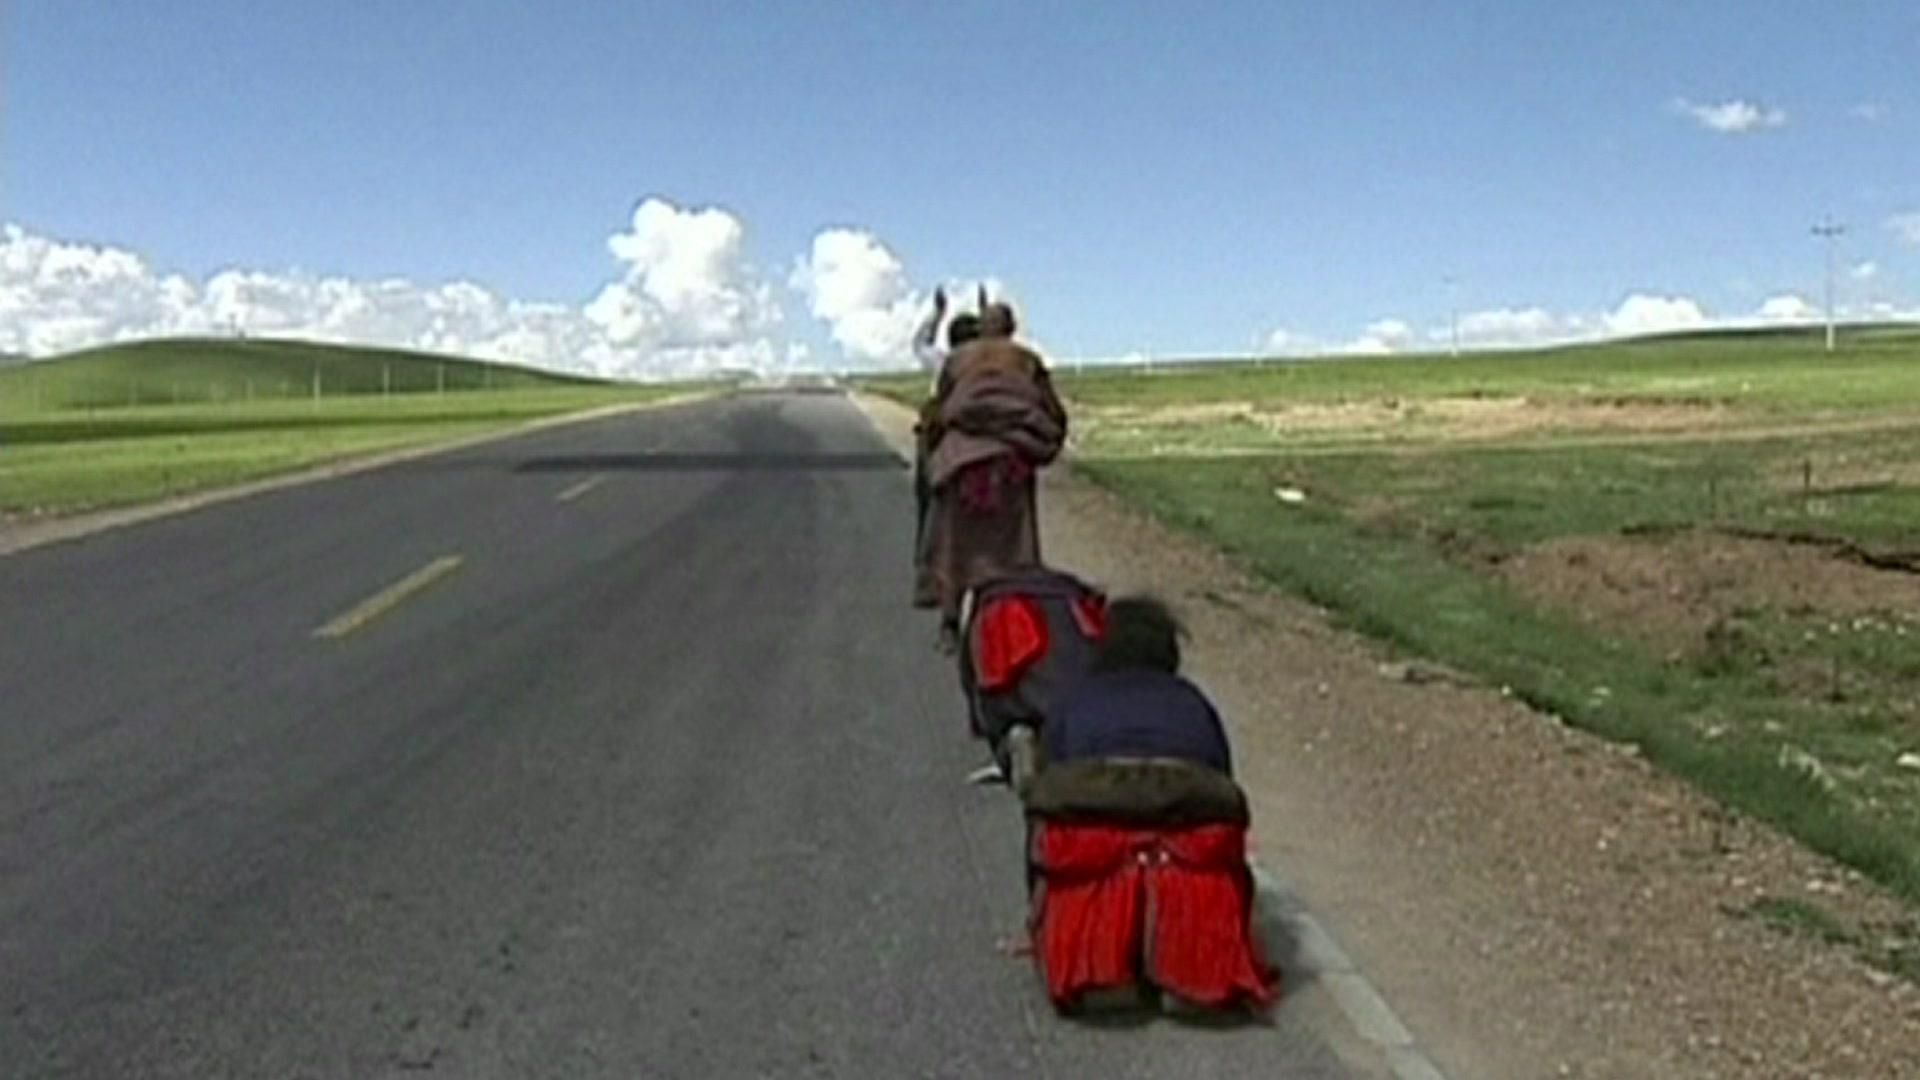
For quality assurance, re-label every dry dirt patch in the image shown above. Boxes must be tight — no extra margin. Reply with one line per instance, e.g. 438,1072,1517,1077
1078,395,1732,446
1032,469,1920,1080
1498,530,1920,660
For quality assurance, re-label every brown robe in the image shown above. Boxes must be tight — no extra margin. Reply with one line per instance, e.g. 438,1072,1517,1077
914,338,1067,620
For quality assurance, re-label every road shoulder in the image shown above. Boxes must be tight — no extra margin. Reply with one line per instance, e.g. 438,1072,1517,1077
853,390,1920,1080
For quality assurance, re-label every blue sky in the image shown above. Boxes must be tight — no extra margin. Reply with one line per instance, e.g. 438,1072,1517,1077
4,1,1918,371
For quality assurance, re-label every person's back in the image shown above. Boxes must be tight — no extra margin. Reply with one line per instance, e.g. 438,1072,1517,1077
1041,597,1232,776
926,312,1065,491
912,301,981,609
934,299,1043,399
917,298,1066,641
960,566,1107,785
1021,596,1272,1011
936,335,1044,400
1044,669,1231,775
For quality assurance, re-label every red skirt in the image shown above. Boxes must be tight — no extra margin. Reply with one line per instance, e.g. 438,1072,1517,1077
1029,820,1277,1009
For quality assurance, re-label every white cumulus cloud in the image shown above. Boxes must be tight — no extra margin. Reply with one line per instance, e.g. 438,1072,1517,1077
1263,327,1321,355
1756,294,1818,322
1447,306,1589,348
1342,317,1415,355
1263,283,1920,361
787,228,1022,368
1603,293,1709,336
0,199,789,378
590,198,780,355
788,228,924,366
577,198,783,376
1851,102,1889,122
0,226,210,355
1852,260,1879,281
1670,97,1788,133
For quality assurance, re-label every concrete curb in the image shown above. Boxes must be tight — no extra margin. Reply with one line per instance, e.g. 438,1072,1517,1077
1251,864,1450,1080
0,390,716,559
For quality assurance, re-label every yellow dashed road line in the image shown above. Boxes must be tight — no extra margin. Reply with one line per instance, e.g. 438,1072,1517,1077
555,475,606,503
312,555,465,640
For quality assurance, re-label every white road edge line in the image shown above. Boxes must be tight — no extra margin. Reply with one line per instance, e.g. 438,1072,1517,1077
1251,863,1451,1080
846,391,919,490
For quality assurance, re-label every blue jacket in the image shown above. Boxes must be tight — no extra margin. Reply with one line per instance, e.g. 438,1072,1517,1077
1043,670,1233,777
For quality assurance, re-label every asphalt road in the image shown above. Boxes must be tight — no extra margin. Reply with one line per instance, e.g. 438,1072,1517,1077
1,392,1365,1078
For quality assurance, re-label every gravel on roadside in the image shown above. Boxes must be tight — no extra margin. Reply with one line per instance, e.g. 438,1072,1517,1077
857,391,1920,1080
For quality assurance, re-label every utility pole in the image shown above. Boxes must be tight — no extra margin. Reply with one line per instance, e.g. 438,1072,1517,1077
1812,217,1847,353
1444,275,1461,358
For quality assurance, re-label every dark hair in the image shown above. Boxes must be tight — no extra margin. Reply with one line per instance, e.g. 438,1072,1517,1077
1092,595,1184,674
947,313,982,348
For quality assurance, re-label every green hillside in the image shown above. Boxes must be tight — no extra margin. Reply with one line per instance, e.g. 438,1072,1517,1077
0,338,699,516
859,323,1920,414
0,336,600,415
1055,322,1920,414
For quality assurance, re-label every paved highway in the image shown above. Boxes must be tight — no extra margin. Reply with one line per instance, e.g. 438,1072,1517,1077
0,392,1363,1077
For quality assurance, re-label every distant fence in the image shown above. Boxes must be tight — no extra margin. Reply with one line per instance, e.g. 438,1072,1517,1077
0,359,564,416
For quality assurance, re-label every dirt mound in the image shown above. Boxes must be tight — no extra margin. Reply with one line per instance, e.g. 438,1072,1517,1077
1079,395,1732,445
1499,530,1920,657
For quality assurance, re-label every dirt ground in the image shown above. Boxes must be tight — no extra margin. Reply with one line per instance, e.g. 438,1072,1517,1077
1077,395,1733,444
1074,396,1920,460
1498,530,1920,662
861,394,1920,1079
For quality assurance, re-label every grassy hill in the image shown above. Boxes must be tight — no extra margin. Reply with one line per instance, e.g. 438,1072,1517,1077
859,323,1920,413
1050,322,1920,415
0,336,600,415
0,337,700,516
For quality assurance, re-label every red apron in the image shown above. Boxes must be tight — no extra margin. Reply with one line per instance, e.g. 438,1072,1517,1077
1029,820,1277,1008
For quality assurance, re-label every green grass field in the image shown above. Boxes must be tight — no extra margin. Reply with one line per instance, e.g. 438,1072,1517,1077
866,326,1920,908
0,337,597,414
1060,323,1920,414
0,338,696,515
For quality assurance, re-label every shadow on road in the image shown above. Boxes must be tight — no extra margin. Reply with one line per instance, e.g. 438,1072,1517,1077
1059,987,1278,1032
1041,886,1308,1033
512,451,906,473
1253,882,1320,998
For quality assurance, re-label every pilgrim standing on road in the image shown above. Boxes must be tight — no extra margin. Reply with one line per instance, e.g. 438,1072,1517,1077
916,294,1066,652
